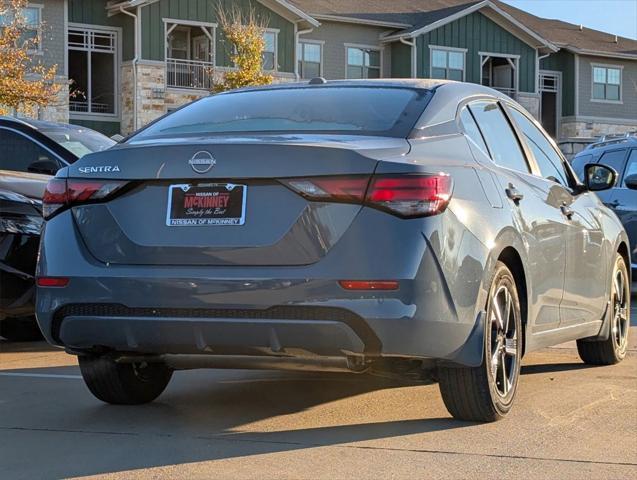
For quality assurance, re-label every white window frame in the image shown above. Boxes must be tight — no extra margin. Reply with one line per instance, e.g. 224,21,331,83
344,43,382,79
591,63,623,104
163,18,217,64
0,3,44,53
479,51,520,96
262,28,279,72
297,39,323,79
429,45,466,81
67,23,121,120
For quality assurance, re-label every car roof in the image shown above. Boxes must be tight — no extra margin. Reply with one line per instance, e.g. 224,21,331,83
578,133,637,156
220,78,511,100
0,115,88,133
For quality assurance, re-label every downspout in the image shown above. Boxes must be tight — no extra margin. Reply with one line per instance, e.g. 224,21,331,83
537,52,551,94
400,37,417,78
295,22,314,80
119,6,140,131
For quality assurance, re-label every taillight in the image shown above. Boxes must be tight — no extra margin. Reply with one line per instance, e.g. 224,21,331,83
366,174,452,218
281,176,369,202
281,174,452,218
43,178,128,220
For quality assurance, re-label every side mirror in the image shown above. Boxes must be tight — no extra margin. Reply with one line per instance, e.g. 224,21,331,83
27,159,59,175
583,163,617,191
625,174,637,190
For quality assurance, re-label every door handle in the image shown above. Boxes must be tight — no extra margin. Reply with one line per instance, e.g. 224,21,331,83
561,203,575,219
505,185,524,204
605,200,620,208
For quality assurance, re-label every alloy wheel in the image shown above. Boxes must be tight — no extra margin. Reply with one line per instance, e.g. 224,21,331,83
612,268,630,351
489,284,519,397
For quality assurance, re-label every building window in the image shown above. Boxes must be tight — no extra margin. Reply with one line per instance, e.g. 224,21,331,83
262,30,277,71
0,4,42,50
346,46,380,79
164,20,215,90
431,47,465,81
298,41,322,79
68,27,118,115
592,65,621,101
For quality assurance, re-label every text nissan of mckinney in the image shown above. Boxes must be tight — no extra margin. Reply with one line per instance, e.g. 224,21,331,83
36,80,631,422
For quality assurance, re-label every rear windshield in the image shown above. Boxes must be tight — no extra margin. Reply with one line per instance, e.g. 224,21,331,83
130,86,432,140
41,127,116,159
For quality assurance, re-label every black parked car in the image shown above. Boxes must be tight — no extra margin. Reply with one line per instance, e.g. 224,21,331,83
0,117,115,340
572,133,637,281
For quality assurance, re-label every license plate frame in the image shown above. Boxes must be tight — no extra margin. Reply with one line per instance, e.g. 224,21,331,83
165,183,247,226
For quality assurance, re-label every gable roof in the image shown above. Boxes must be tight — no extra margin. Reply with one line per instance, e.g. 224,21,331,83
106,0,319,27
495,1,637,58
288,0,482,29
289,0,637,58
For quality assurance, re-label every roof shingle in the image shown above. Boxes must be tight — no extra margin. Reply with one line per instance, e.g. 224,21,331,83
289,0,637,57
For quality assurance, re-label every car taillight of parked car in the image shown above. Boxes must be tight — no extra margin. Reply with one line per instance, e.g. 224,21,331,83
281,173,453,218
42,178,129,220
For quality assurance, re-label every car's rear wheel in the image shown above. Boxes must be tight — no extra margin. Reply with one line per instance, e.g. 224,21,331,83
78,355,173,405
438,261,522,422
577,254,630,365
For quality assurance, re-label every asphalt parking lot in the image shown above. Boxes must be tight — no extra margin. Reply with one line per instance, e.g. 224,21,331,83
0,301,635,479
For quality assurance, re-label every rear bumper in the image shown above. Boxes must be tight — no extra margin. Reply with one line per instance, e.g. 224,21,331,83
36,209,490,366
52,304,374,357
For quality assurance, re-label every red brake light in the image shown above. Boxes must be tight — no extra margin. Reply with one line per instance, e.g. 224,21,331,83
281,173,452,218
43,178,128,219
366,174,452,217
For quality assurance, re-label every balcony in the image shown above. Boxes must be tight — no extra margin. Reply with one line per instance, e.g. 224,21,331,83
166,58,214,90
491,87,518,100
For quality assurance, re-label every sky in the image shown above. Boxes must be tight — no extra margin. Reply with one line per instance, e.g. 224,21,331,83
501,0,637,40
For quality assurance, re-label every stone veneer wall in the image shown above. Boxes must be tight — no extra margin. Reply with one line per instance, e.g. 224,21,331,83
12,76,69,124
516,92,540,120
120,61,296,135
39,76,70,123
560,120,637,139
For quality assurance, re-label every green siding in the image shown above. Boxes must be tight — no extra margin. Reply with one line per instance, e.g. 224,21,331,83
68,0,135,61
141,0,296,73
416,12,536,93
391,42,412,78
70,119,121,137
540,50,575,116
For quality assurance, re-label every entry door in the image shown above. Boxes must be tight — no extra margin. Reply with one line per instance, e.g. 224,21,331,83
493,65,512,89
192,35,210,62
539,72,560,139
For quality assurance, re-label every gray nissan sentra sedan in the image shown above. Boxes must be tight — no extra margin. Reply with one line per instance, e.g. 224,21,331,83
35,79,631,422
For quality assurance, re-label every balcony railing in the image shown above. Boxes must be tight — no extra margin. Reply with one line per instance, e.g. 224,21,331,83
166,58,214,90
491,87,517,99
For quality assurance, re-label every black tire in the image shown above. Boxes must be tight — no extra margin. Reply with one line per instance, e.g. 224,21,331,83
577,254,630,365
438,261,523,422
0,316,43,341
78,355,173,405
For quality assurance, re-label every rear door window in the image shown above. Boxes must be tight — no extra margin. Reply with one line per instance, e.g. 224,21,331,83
509,108,569,185
0,128,61,173
459,107,489,156
468,101,531,173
